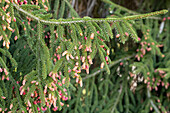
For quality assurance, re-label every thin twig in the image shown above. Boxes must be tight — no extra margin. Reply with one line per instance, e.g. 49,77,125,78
101,0,162,20
111,84,123,113
83,54,135,80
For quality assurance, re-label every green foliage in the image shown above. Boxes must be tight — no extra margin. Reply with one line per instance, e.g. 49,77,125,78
0,0,169,113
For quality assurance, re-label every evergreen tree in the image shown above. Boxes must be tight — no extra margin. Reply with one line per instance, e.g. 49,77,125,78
0,0,169,112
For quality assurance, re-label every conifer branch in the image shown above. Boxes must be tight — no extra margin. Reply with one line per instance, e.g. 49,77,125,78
0,1,168,112
13,3,168,25
83,54,135,80
8,74,26,111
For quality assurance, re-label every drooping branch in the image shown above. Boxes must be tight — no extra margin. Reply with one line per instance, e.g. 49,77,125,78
13,3,168,25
